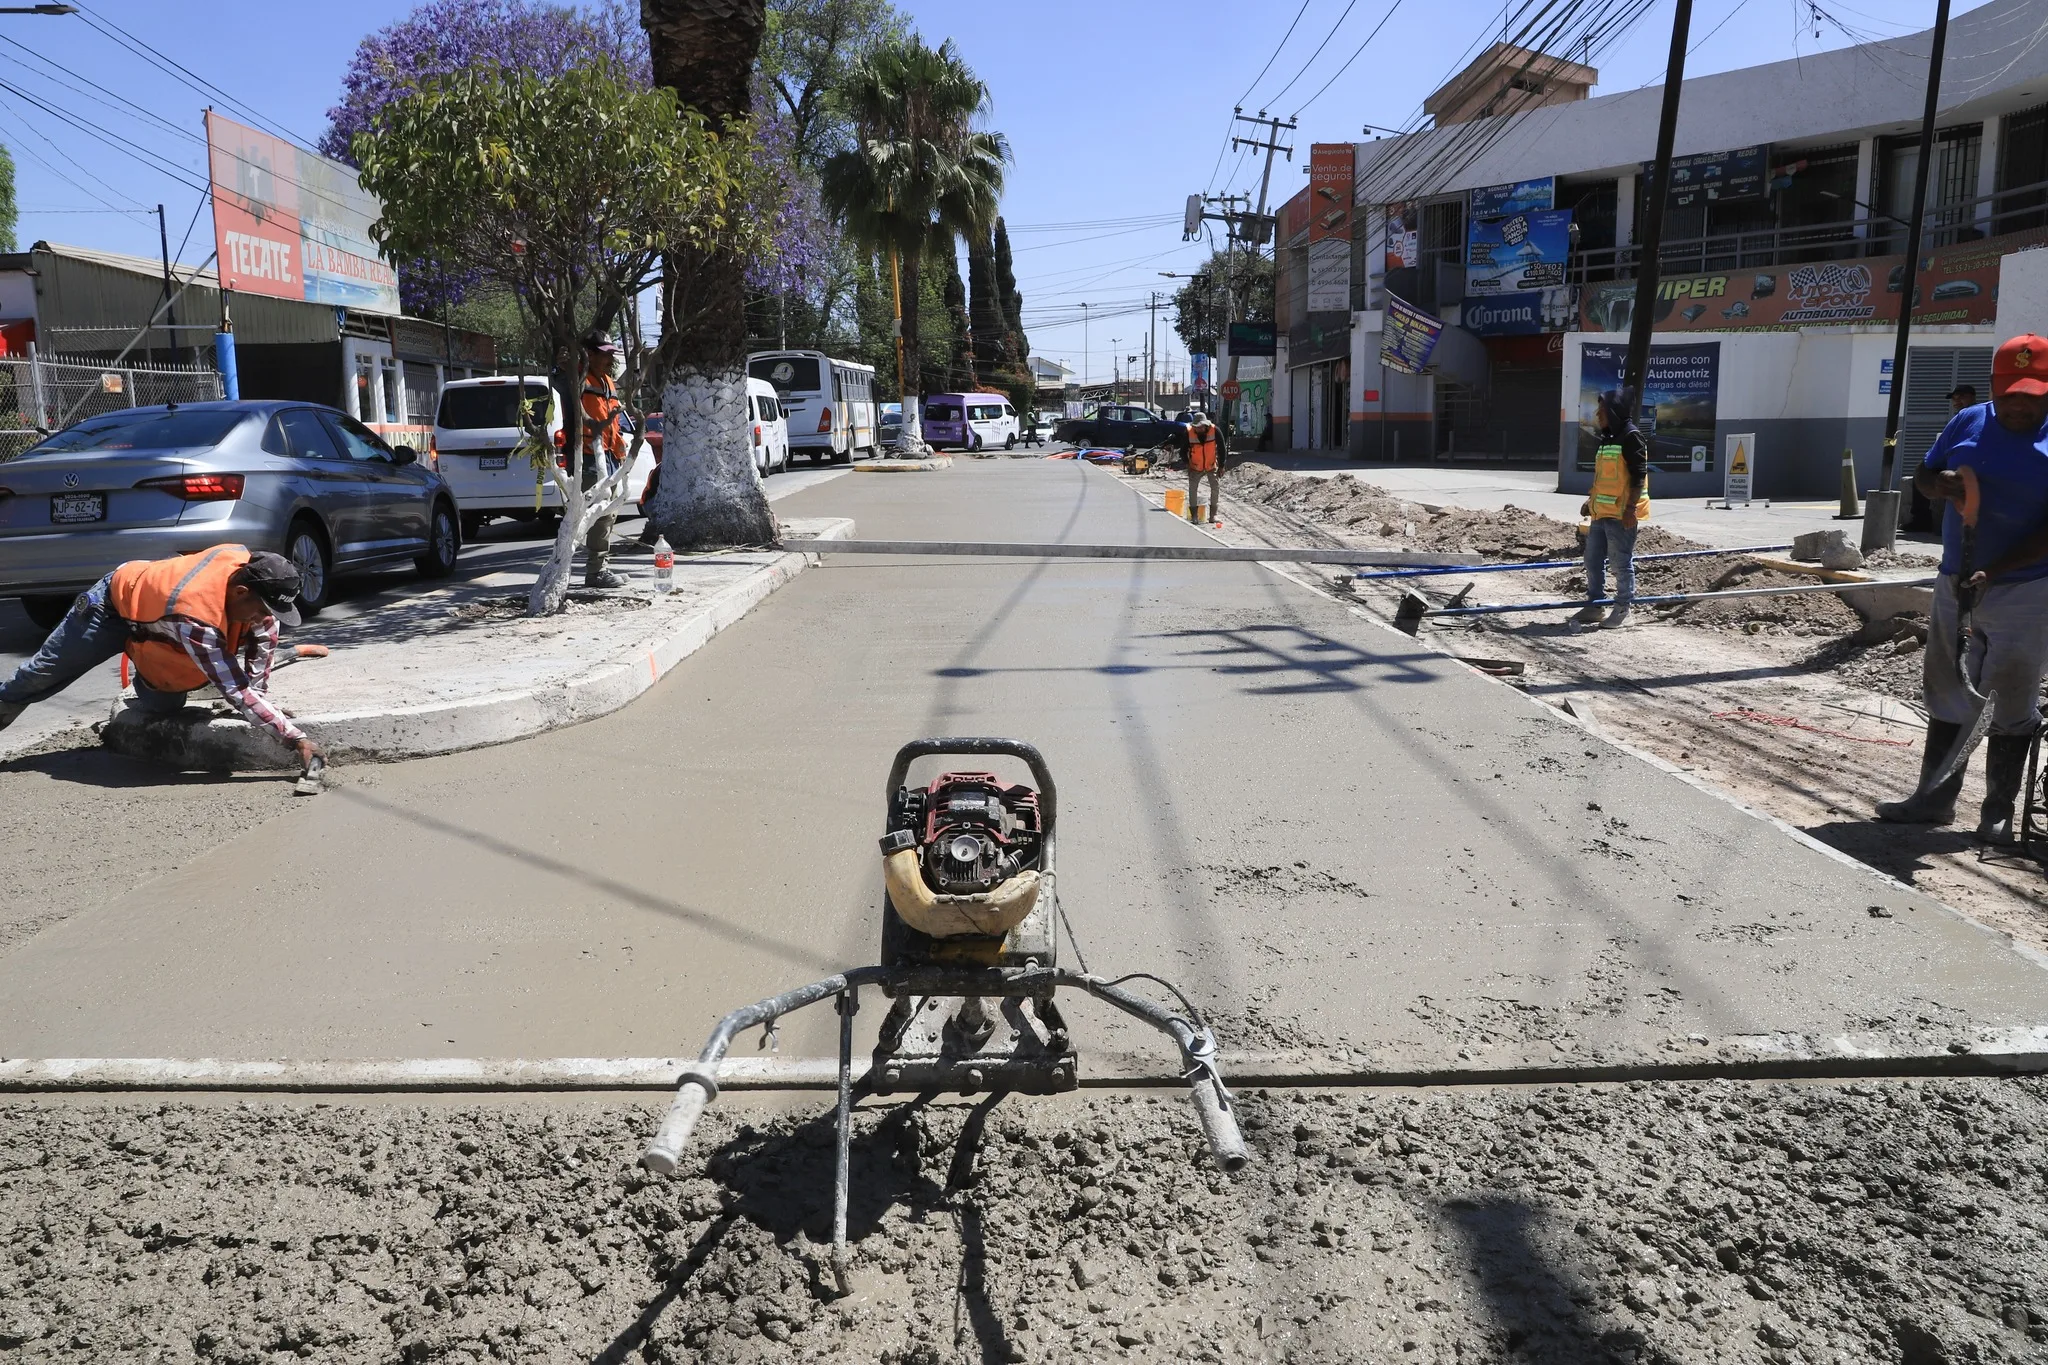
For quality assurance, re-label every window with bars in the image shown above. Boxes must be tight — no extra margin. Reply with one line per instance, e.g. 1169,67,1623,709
1998,104,2048,232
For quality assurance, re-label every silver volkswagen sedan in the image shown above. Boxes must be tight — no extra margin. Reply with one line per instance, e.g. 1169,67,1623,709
0,400,462,627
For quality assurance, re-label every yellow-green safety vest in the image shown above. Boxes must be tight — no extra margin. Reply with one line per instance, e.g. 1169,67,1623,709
1589,442,1649,521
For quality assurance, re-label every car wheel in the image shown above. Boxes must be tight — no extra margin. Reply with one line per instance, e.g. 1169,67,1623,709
415,501,461,578
1005,432,1017,450
460,510,486,541
20,594,73,633
286,519,331,618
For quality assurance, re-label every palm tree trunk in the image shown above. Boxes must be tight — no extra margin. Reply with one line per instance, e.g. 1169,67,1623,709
899,235,924,443
641,0,776,549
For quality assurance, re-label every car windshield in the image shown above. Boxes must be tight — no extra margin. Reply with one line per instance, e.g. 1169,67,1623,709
750,356,821,393
881,412,902,426
927,404,961,421
30,409,246,454
438,383,550,430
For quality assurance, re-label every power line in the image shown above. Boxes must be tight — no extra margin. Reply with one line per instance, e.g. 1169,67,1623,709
1291,0,1412,117
70,1,314,152
1265,0,1367,108
1237,0,1317,107
0,76,212,197
0,101,148,214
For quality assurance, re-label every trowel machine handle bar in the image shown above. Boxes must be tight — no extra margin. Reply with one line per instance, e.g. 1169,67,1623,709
886,737,1057,835
642,966,891,1175
640,966,1246,1175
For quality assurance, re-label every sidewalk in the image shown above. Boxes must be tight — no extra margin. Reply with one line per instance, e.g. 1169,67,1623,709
1251,456,1942,558
90,516,852,767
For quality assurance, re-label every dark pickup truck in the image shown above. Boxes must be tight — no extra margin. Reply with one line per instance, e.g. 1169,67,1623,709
1052,404,1186,450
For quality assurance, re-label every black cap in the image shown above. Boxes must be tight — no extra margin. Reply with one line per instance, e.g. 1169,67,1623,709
1948,383,1978,400
235,551,302,626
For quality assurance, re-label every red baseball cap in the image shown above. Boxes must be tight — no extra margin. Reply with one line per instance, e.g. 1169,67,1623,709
1992,334,2048,398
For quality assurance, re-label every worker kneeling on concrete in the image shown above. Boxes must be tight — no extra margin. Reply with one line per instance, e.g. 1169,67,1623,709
0,545,323,770
1877,334,2048,840
1179,408,1222,525
1571,391,1648,630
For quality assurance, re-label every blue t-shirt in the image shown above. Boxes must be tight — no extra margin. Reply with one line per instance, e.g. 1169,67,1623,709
1919,402,2048,582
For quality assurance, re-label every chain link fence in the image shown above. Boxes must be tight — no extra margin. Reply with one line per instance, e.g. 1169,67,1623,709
1,351,226,462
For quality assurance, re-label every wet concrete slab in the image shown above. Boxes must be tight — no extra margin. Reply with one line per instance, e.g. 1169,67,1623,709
0,458,2042,1075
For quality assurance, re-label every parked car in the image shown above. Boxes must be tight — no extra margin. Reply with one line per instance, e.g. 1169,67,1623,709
879,402,903,451
923,394,1022,451
0,400,461,627
433,375,564,539
1053,404,1187,450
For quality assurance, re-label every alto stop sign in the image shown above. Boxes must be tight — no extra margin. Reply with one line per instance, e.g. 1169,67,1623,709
1220,380,1242,400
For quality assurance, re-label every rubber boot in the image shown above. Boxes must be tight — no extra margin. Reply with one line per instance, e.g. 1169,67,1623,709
1875,719,1965,824
1974,733,2032,845
1568,602,1603,627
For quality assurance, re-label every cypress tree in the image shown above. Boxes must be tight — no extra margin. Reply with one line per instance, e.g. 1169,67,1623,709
968,228,1010,388
993,217,1028,364
942,251,973,391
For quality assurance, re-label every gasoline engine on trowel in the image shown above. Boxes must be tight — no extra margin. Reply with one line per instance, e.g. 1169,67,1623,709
640,738,1247,1292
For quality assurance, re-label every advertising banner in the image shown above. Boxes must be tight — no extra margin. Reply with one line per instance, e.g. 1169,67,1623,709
1723,433,1757,504
206,111,401,315
1576,341,1719,472
1467,207,1572,297
1577,224,2048,334
1468,176,1554,220
1381,296,1444,375
1307,239,1352,313
1307,143,1355,243
1228,320,1277,356
1191,353,1212,390
1640,145,1770,208
1383,202,1419,272
1463,287,1579,336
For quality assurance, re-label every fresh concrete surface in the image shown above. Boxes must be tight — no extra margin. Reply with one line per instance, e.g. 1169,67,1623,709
1254,456,1944,557
0,458,2040,1078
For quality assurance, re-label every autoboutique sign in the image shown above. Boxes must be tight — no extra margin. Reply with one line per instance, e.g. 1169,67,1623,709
206,111,401,315
1578,225,2048,334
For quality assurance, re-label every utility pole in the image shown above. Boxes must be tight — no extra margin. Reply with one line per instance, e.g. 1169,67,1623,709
1619,0,1695,481
1864,0,1954,553
1226,110,1294,439
1147,291,1161,409
155,204,176,366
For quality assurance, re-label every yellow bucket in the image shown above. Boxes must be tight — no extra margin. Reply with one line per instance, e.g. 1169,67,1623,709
1164,487,1186,515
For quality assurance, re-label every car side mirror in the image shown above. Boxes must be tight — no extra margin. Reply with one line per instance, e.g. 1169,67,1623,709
392,448,417,465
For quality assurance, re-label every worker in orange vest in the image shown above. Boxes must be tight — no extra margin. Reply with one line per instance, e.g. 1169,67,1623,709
581,334,629,589
1180,409,1223,525
0,546,323,770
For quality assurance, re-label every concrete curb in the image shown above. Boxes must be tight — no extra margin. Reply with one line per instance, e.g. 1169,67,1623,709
5,1026,2045,1093
852,456,952,472
101,520,853,767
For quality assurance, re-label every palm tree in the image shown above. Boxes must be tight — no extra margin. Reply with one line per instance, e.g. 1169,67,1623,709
821,36,1006,445
640,0,777,548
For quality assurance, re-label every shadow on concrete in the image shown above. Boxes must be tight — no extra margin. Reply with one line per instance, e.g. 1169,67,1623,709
591,1213,736,1365
1163,622,1445,694
332,785,847,972
0,736,278,789
1441,1196,1648,1364
1802,818,2042,897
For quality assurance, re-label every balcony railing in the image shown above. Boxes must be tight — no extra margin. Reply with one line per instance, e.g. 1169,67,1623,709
1564,174,2048,286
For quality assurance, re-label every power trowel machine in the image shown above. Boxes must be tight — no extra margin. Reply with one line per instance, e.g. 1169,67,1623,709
640,738,1247,1289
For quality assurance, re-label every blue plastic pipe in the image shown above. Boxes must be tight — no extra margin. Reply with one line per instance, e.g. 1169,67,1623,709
214,331,239,400
1349,543,1794,581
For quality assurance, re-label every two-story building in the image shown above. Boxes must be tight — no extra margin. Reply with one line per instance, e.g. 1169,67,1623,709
1270,0,2048,499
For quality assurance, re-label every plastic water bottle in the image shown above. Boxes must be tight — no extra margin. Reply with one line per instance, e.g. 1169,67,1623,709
652,535,674,594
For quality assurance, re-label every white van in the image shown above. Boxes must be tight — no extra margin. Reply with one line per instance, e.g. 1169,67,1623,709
963,396,1022,451
433,376,564,537
747,350,879,464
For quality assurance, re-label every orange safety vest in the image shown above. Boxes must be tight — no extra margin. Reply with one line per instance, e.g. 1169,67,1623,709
1588,442,1649,521
582,367,623,458
109,544,252,693
1187,423,1220,473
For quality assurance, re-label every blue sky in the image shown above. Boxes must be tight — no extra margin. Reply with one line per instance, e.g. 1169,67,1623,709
1,0,1958,386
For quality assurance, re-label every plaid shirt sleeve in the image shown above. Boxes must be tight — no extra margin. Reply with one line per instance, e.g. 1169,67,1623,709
170,619,306,744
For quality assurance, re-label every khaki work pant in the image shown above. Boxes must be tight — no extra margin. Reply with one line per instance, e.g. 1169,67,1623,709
1187,466,1220,523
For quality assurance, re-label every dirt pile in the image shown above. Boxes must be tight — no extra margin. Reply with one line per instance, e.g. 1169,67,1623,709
4,1081,2044,1363
1225,464,1704,562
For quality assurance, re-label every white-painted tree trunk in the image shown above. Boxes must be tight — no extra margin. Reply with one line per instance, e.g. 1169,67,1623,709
645,364,775,549
525,431,643,615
